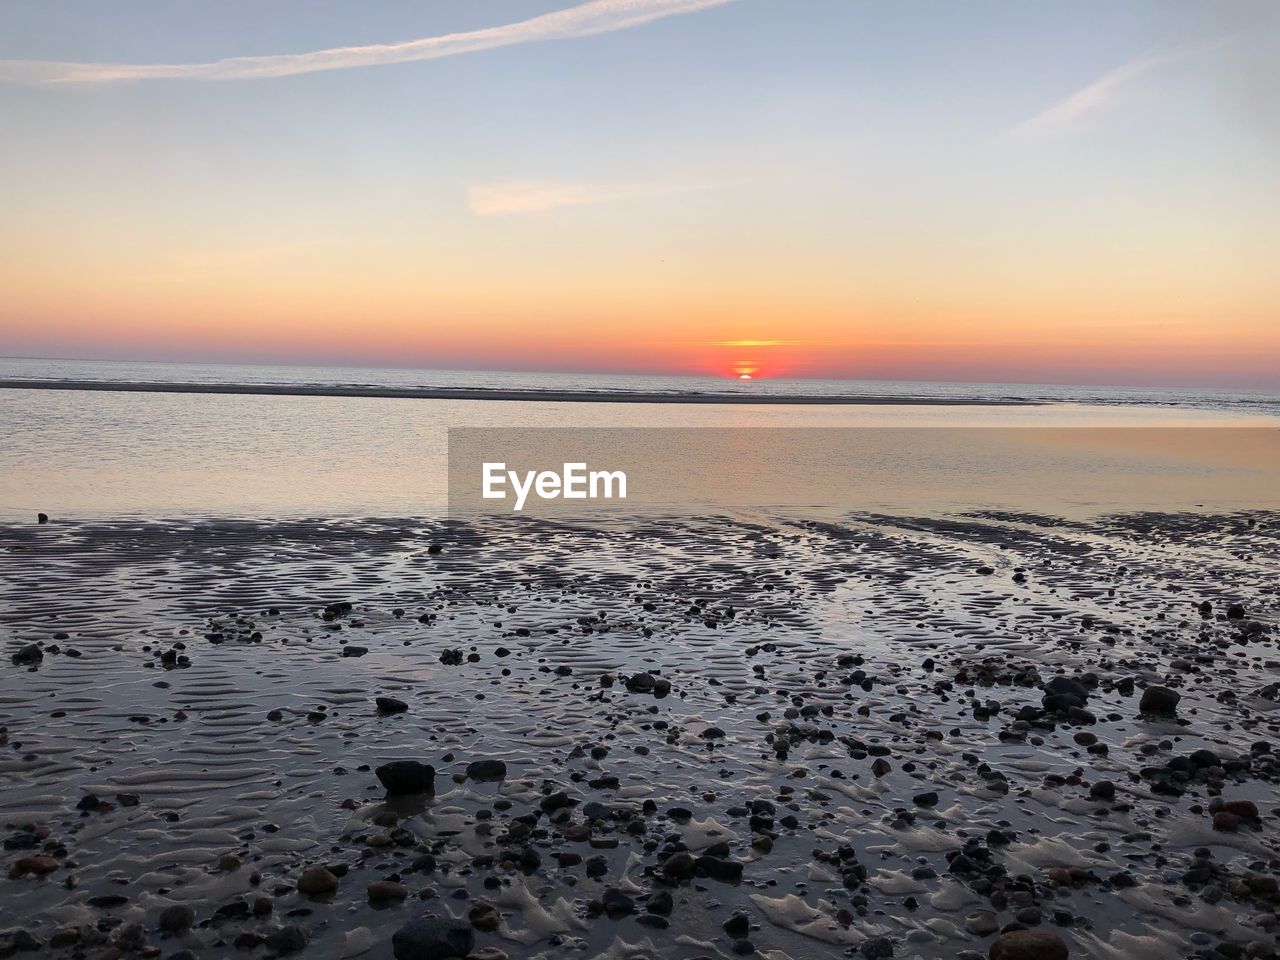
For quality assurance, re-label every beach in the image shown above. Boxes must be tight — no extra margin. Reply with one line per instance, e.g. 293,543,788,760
3,506,1279,960
4,0,1278,956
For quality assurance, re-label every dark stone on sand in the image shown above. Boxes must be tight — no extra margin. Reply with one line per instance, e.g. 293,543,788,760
602,888,635,917
0,929,42,953
342,645,368,658
696,855,744,882
37,513,48,524
989,930,1069,960
264,925,308,954
965,911,1000,936
466,759,507,782
158,904,195,932
376,760,436,795
467,901,501,931
662,852,697,881
723,912,750,937
368,881,408,903
1213,811,1242,832
295,866,338,896
392,917,474,960
1139,686,1180,716
647,891,674,916
976,565,994,575
540,790,573,812
1089,781,1115,801
625,672,655,692
8,855,57,878
913,791,939,808
1042,693,1082,714
1227,603,1246,619
1043,676,1089,702
1217,799,1259,820
376,696,408,713
584,854,607,877
11,643,42,665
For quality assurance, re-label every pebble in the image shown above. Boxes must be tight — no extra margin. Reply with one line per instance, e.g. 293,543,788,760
465,759,508,782
468,901,501,931
10,643,42,665
8,855,58,878
368,880,408,903
263,925,308,954
295,866,339,896
989,930,1069,960
157,904,195,932
1139,685,1181,715
965,911,999,935
392,917,474,960
376,760,436,795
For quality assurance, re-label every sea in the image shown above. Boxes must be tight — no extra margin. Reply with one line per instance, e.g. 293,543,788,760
2,356,1278,520
4,356,1280,413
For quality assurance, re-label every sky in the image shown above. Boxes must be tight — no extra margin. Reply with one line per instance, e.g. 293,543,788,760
0,0,1277,388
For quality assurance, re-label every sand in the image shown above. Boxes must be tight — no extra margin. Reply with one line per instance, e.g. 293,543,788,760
1,509,1278,960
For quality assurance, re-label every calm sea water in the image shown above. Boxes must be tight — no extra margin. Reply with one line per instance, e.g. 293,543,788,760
4,356,1280,414
2,357,1278,520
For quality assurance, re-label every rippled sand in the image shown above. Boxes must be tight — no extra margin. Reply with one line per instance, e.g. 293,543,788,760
1,511,1278,960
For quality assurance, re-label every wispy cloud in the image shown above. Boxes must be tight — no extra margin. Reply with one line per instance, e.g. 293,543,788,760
0,0,735,85
1005,53,1167,140
468,180,690,216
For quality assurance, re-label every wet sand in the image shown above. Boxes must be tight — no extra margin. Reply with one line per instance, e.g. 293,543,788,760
1,510,1278,960
0,380,1043,405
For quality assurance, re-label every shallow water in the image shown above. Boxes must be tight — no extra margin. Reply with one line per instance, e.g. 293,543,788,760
3,387,1278,522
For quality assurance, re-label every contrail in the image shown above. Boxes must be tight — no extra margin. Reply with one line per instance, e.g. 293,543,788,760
0,0,736,85
1005,54,1166,139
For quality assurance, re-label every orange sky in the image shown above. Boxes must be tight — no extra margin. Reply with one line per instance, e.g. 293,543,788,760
1,1,1278,388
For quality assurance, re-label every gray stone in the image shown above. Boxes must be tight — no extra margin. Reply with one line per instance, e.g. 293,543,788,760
391,918,474,960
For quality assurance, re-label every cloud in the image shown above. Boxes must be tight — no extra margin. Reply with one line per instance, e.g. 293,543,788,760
468,180,687,216
0,0,736,85
1005,53,1167,140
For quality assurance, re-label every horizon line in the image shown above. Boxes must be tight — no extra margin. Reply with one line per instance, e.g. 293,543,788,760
0,353,1277,396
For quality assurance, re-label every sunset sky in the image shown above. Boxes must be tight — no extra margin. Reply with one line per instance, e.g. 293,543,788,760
1,0,1277,387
